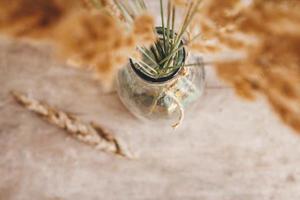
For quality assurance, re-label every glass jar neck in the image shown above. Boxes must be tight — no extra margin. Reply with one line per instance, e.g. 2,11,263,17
130,27,186,84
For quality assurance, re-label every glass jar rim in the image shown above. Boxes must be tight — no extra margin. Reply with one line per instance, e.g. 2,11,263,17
130,27,186,84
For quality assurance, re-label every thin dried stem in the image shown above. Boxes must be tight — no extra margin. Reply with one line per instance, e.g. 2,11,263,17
11,91,135,159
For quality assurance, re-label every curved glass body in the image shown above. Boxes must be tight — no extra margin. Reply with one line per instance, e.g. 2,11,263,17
116,53,206,126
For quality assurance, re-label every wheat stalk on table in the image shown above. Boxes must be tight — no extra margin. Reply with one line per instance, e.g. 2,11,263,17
11,91,135,159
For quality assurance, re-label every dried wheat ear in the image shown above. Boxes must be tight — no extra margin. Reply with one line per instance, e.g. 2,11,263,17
11,91,135,159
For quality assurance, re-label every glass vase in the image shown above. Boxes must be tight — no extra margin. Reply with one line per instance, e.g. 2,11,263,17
116,54,205,128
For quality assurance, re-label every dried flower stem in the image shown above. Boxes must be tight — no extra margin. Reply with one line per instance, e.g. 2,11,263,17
11,91,135,158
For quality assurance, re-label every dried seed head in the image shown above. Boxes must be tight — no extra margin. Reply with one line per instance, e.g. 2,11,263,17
0,0,80,39
55,11,139,90
191,0,300,132
133,13,157,46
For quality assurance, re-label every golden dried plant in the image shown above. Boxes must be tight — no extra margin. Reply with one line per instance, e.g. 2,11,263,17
191,0,300,132
11,91,135,158
0,0,156,90
0,0,299,132
0,0,80,38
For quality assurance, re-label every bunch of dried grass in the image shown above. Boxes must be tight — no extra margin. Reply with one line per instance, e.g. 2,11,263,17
191,0,300,132
0,0,156,90
173,0,300,132
0,0,299,132
0,0,80,38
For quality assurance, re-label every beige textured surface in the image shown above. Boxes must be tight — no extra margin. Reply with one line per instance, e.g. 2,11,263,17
1,3,300,199
1,38,300,200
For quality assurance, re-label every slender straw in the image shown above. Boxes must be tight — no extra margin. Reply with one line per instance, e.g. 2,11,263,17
161,0,202,69
160,0,167,53
171,4,176,46
166,1,172,53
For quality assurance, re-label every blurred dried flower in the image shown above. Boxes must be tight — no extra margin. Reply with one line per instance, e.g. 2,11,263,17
55,11,138,90
190,0,300,132
56,11,155,90
0,0,80,39
0,0,156,90
133,13,156,46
